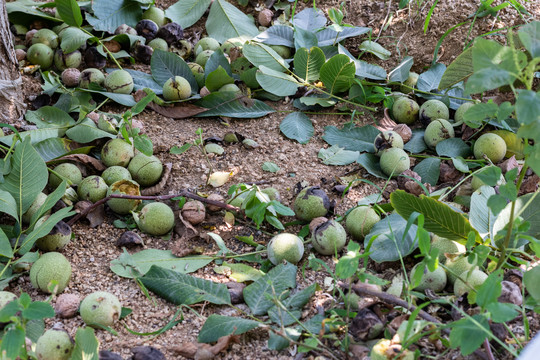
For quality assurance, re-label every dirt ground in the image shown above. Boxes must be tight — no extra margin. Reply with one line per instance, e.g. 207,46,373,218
10,0,540,359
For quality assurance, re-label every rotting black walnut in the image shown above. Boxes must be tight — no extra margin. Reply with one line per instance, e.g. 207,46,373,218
226,282,245,304
117,231,144,247
350,308,384,341
498,280,522,306
133,44,153,64
54,293,81,318
84,47,106,69
156,22,184,46
131,346,165,360
100,350,123,360
114,24,137,36
135,19,159,42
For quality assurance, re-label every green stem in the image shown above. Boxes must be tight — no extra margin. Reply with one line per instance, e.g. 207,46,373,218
495,161,528,270
81,29,123,69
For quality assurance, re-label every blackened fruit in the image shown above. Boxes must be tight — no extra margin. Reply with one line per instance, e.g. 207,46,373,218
79,68,105,88
61,68,81,87
114,24,137,36
133,44,153,64
373,130,404,156
54,49,82,71
156,22,184,46
135,19,158,42
84,46,106,69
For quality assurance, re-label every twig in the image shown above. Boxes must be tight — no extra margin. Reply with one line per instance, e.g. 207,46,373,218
66,191,239,226
484,338,495,360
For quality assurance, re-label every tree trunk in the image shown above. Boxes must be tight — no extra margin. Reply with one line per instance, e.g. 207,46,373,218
0,1,25,123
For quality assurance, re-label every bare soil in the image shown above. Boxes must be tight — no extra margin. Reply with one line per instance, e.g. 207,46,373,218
11,0,540,359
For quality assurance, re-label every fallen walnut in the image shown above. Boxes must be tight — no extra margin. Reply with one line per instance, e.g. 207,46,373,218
173,334,240,359
54,293,81,319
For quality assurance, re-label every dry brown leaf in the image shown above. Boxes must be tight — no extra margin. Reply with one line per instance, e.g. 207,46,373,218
499,155,519,173
51,154,106,171
173,334,240,359
75,201,105,227
141,162,172,195
133,90,208,119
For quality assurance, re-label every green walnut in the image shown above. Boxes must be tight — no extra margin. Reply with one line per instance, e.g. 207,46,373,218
220,37,247,55
345,206,380,240
424,118,454,149
77,176,108,202
374,130,404,156
102,166,132,186
392,97,419,125
128,154,163,186
148,38,169,52
380,147,410,177
188,62,205,88
195,37,220,55
269,45,292,59
261,187,280,201
445,255,477,284
80,291,122,328
53,49,82,71
79,68,105,89
419,99,449,125
218,83,242,96
142,6,166,27
195,50,214,68
311,219,347,255
0,291,17,312
431,235,465,262
106,180,141,215
30,252,71,294
101,138,134,167
136,202,175,236
454,102,475,124
35,220,72,252
27,43,54,69
370,339,414,360
473,133,507,163
293,186,330,221
400,72,419,93
31,29,59,49
35,328,74,360
454,269,488,304
49,163,82,189
22,192,49,224
105,70,134,94
267,233,304,265
410,264,447,292
163,76,191,101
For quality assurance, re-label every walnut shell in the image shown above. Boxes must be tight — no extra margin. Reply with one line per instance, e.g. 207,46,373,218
258,9,274,27
392,124,412,143
206,193,225,212
181,200,206,225
54,293,81,318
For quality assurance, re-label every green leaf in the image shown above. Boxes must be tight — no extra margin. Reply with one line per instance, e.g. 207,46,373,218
322,124,380,152
436,138,472,158
292,8,327,31
359,40,391,60
195,92,275,118
486,302,519,323
123,69,163,94
0,190,19,222
518,21,540,58
243,42,289,72
110,249,213,278
439,47,473,90
71,327,100,360
151,50,198,92
317,27,370,46
320,54,355,94
0,229,13,258
465,67,515,95
79,89,137,106
450,315,489,356
214,262,264,282
65,118,116,143
515,89,540,126
474,166,502,186
469,186,496,240
243,262,297,315
254,25,294,47
417,63,446,92
293,47,326,82
256,65,300,96
30,181,70,226
262,162,280,173
55,0,82,27
390,190,480,243
336,241,362,279
205,66,234,92
21,301,54,320
204,49,232,78
388,56,414,83
268,327,300,350
404,129,427,153
268,284,317,326
140,265,231,305
413,158,440,186
19,207,75,254
34,138,91,162
364,213,418,262
206,0,259,43
25,106,76,131
0,137,48,216
198,315,260,343
279,112,314,144
0,128,62,147
318,145,359,165
0,327,25,360
493,192,540,242
476,270,502,308
356,153,386,178
294,27,318,50
86,0,141,33
165,0,212,29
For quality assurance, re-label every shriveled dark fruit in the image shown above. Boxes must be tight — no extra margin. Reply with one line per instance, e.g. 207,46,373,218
101,138,134,167
114,24,137,35
345,206,380,240
148,38,168,51
107,179,141,215
194,37,220,55
31,28,59,49
206,193,225,212
156,22,184,46
61,68,80,87
350,308,384,341
133,44,153,64
30,252,71,294
131,346,165,360
142,6,166,27
54,293,81,319
293,186,330,221
498,280,522,306
226,282,245,304
170,40,192,59
181,201,206,225
380,148,410,177
35,328,74,360
79,68,105,88
80,291,121,328
54,49,82,71
27,43,54,69
128,154,163,186
392,97,419,125
419,99,449,126
84,47,106,69
105,70,134,94
374,130,404,156
392,124,412,143
116,231,143,247
99,351,123,360
311,219,347,255
103,40,122,53
136,19,158,42
35,220,72,252
424,118,454,149
258,9,274,27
